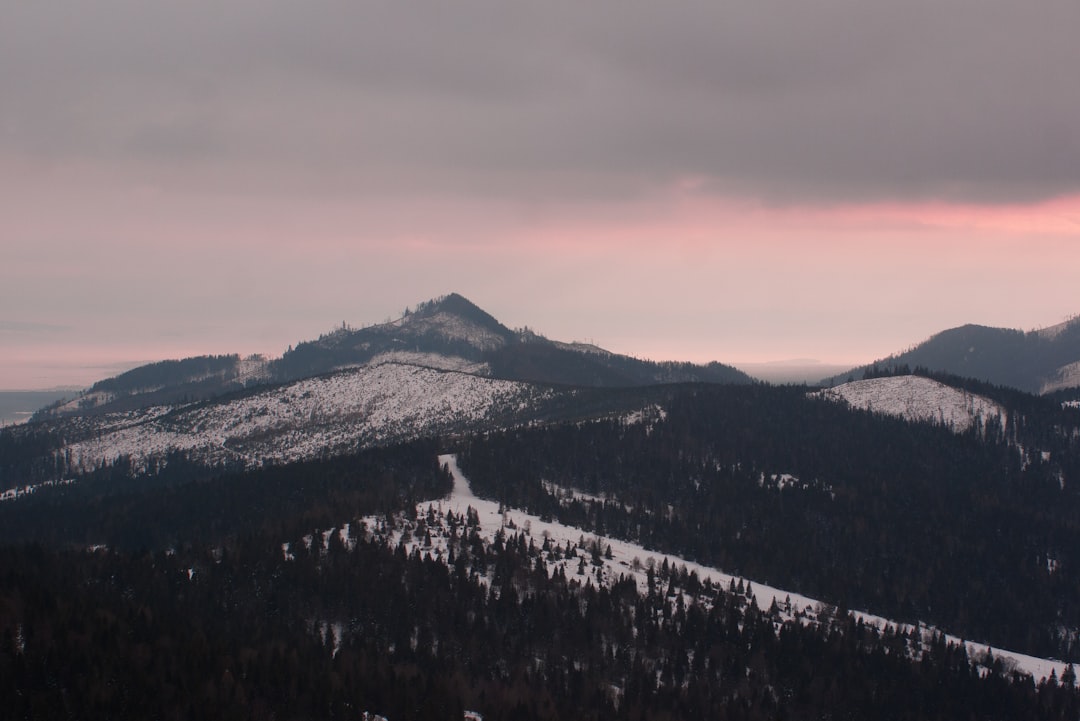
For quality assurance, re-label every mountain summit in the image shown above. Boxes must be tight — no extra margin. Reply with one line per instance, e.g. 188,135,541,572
273,292,750,389
271,293,514,380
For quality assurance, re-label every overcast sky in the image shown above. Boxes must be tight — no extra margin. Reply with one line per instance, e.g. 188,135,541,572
3,1,1079,389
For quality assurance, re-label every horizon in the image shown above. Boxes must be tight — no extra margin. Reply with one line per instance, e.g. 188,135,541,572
1,294,1075,391
4,3,1079,390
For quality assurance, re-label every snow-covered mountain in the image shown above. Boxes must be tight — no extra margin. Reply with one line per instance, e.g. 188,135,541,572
57,362,566,474
814,375,1007,433
824,315,1080,395
36,293,751,421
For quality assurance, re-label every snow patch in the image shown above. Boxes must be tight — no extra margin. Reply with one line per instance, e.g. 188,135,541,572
53,390,116,414
814,376,1006,433
1,478,76,501
621,404,667,427
394,311,508,351
367,351,491,376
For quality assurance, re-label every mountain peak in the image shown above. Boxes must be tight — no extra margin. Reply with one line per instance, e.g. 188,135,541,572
398,293,514,352
413,293,500,325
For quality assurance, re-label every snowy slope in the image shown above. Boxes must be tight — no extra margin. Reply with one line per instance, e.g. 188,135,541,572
391,310,509,352
63,363,562,472
815,376,1006,433
350,455,1074,686
1042,361,1080,395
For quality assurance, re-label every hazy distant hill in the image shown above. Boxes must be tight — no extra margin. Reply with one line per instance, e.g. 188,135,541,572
0,390,76,426
825,316,1080,394
34,354,271,419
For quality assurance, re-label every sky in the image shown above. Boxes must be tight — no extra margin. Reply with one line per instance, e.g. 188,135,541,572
3,1,1079,390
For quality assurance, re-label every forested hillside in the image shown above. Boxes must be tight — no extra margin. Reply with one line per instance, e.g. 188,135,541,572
5,493,1079,720
458,383,1080,660
5,375,1080,717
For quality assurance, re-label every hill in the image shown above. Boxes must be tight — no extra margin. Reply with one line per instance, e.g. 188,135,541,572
825,316,1080,394
814,375,1007,433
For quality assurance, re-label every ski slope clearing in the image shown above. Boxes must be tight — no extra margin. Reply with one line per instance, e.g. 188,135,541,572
355,454,1073,686
815,375,1006,433
365,351,491,376
63,364,560,472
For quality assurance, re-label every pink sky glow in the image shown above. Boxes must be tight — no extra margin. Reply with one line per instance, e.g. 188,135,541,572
4,181,1078,389
4,2,1079,389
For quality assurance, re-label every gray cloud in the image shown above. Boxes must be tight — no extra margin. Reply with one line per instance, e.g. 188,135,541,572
3,0,1078,204
0,321,69,336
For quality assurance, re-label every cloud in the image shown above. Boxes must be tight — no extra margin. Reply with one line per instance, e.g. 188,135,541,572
3,0,1078,206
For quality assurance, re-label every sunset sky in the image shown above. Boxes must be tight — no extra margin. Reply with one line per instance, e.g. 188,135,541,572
3,1,1079,389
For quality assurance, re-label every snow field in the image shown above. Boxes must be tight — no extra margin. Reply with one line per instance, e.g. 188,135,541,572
62,363,559,472
815,376,1007,433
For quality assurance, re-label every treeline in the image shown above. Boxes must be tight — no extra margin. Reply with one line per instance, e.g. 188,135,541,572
458,383,1080,660
0,422,67,487
4,517,1079,719
0,441,450,550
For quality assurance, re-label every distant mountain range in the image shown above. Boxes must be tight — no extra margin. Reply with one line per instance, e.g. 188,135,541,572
35,293,751,420
25,297,1080,436
826,316,1080,395
15,294,756,475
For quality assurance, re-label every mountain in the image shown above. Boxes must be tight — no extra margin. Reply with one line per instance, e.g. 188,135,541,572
269,293,515,382
34,293,751,421
270,293,751,389
824,316,1080,394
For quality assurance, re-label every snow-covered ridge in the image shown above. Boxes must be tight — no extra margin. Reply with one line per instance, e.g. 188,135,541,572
350,455,1074,686
814,376,1006,433
63,363,561,472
